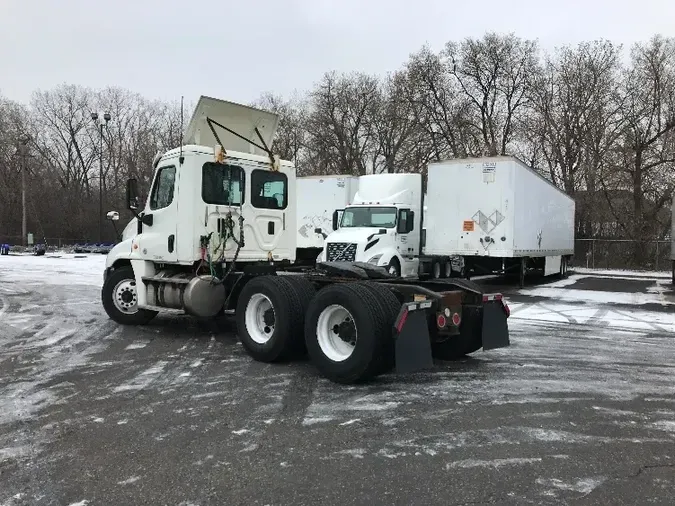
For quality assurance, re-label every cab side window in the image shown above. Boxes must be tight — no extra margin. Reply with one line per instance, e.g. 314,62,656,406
202,162,245,206
251,169,288,210
149,166,176,210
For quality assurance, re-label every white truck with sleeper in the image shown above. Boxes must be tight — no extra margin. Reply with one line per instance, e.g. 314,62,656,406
296,175,358,265
426,156,575,287
101,96,511,384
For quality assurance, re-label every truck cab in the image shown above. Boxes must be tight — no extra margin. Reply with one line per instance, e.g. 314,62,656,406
318,173,422,278
103,96,297,319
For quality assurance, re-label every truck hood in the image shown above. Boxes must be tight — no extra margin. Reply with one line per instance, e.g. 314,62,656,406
326,227,391,245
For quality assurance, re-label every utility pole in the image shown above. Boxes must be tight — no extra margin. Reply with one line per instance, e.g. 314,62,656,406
18,134,31,247
91,112,111,242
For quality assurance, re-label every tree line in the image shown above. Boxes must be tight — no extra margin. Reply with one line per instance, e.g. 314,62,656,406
1,32,674,265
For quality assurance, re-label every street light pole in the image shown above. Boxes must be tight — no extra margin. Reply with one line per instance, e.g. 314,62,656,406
18,134,31,247
91,112,111,242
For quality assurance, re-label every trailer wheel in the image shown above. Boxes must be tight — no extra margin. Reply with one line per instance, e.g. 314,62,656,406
101,265,158,325
432,260,442,279
236,276,308,362
444,259,453,278
304,283,389,383
356,281,401,374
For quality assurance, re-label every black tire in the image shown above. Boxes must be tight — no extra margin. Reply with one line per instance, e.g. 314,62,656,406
444,259,453,278
281,274,317,354
101,265,158,325
432,260,442,279
236,275,309,362
386,257,401,277
356,281,402,374
304,282,390,384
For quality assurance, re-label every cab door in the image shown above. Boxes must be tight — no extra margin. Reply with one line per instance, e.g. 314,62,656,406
240,168,294,261
138,164,178,263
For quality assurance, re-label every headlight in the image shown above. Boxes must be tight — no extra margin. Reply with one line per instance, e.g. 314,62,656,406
367,254,382,265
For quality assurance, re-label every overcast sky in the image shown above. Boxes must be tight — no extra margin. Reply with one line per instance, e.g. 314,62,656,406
1,0,673,106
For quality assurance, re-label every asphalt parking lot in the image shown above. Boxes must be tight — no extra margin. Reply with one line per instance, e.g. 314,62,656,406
1,255,674,505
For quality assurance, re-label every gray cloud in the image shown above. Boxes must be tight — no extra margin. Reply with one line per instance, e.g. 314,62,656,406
1,0,672,103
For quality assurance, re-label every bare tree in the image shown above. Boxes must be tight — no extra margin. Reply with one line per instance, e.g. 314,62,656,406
603,35,675,262
252,92,308,170
528,41,623,196
444,32,539,156
304,71,379,175
368,71,430,174
404,45,477,160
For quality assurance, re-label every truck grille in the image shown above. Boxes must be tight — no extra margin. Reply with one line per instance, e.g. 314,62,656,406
326,242,357,262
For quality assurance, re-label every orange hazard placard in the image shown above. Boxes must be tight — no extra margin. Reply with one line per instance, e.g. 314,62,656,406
463,220,475,232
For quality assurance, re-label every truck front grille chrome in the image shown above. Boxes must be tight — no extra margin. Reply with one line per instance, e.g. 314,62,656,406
326,242,357,262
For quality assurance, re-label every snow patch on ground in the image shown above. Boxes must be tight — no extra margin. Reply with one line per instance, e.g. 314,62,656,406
113,361,169,393
445,457,541,469
572,267,670,278
0,253,106,287
536,477,605,496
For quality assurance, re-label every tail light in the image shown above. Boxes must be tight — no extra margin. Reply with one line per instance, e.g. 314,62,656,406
436,314,447,328
451,312,461,326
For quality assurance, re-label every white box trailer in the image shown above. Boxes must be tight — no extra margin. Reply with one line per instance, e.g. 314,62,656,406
425,156,575,286
296,175,358,265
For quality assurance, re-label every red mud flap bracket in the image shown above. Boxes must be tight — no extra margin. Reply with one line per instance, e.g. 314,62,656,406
393,300,434,374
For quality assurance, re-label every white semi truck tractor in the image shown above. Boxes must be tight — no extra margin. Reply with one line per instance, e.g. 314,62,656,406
316,173,461,280
101,96,511,384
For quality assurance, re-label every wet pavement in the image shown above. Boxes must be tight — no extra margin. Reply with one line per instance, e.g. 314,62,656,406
0,255,674,505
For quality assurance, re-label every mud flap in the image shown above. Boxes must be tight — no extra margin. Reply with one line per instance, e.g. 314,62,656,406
393,302,434,374
481,301,510,351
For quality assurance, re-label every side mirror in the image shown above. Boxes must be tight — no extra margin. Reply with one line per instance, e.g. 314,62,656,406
314,227,328,239
332,210,339,231
106,211,120,221
126,178,140,211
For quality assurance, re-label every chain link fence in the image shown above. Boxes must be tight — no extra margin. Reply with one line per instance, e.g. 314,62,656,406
574,239,671,271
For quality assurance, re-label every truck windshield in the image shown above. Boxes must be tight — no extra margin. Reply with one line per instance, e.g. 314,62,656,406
340,206,397,228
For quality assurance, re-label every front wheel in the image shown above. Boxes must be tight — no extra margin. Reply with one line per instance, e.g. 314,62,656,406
101,265,158,325
386,257,401,278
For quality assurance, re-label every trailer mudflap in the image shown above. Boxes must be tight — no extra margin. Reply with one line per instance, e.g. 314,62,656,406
393,301,434,374
481,300,510,351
